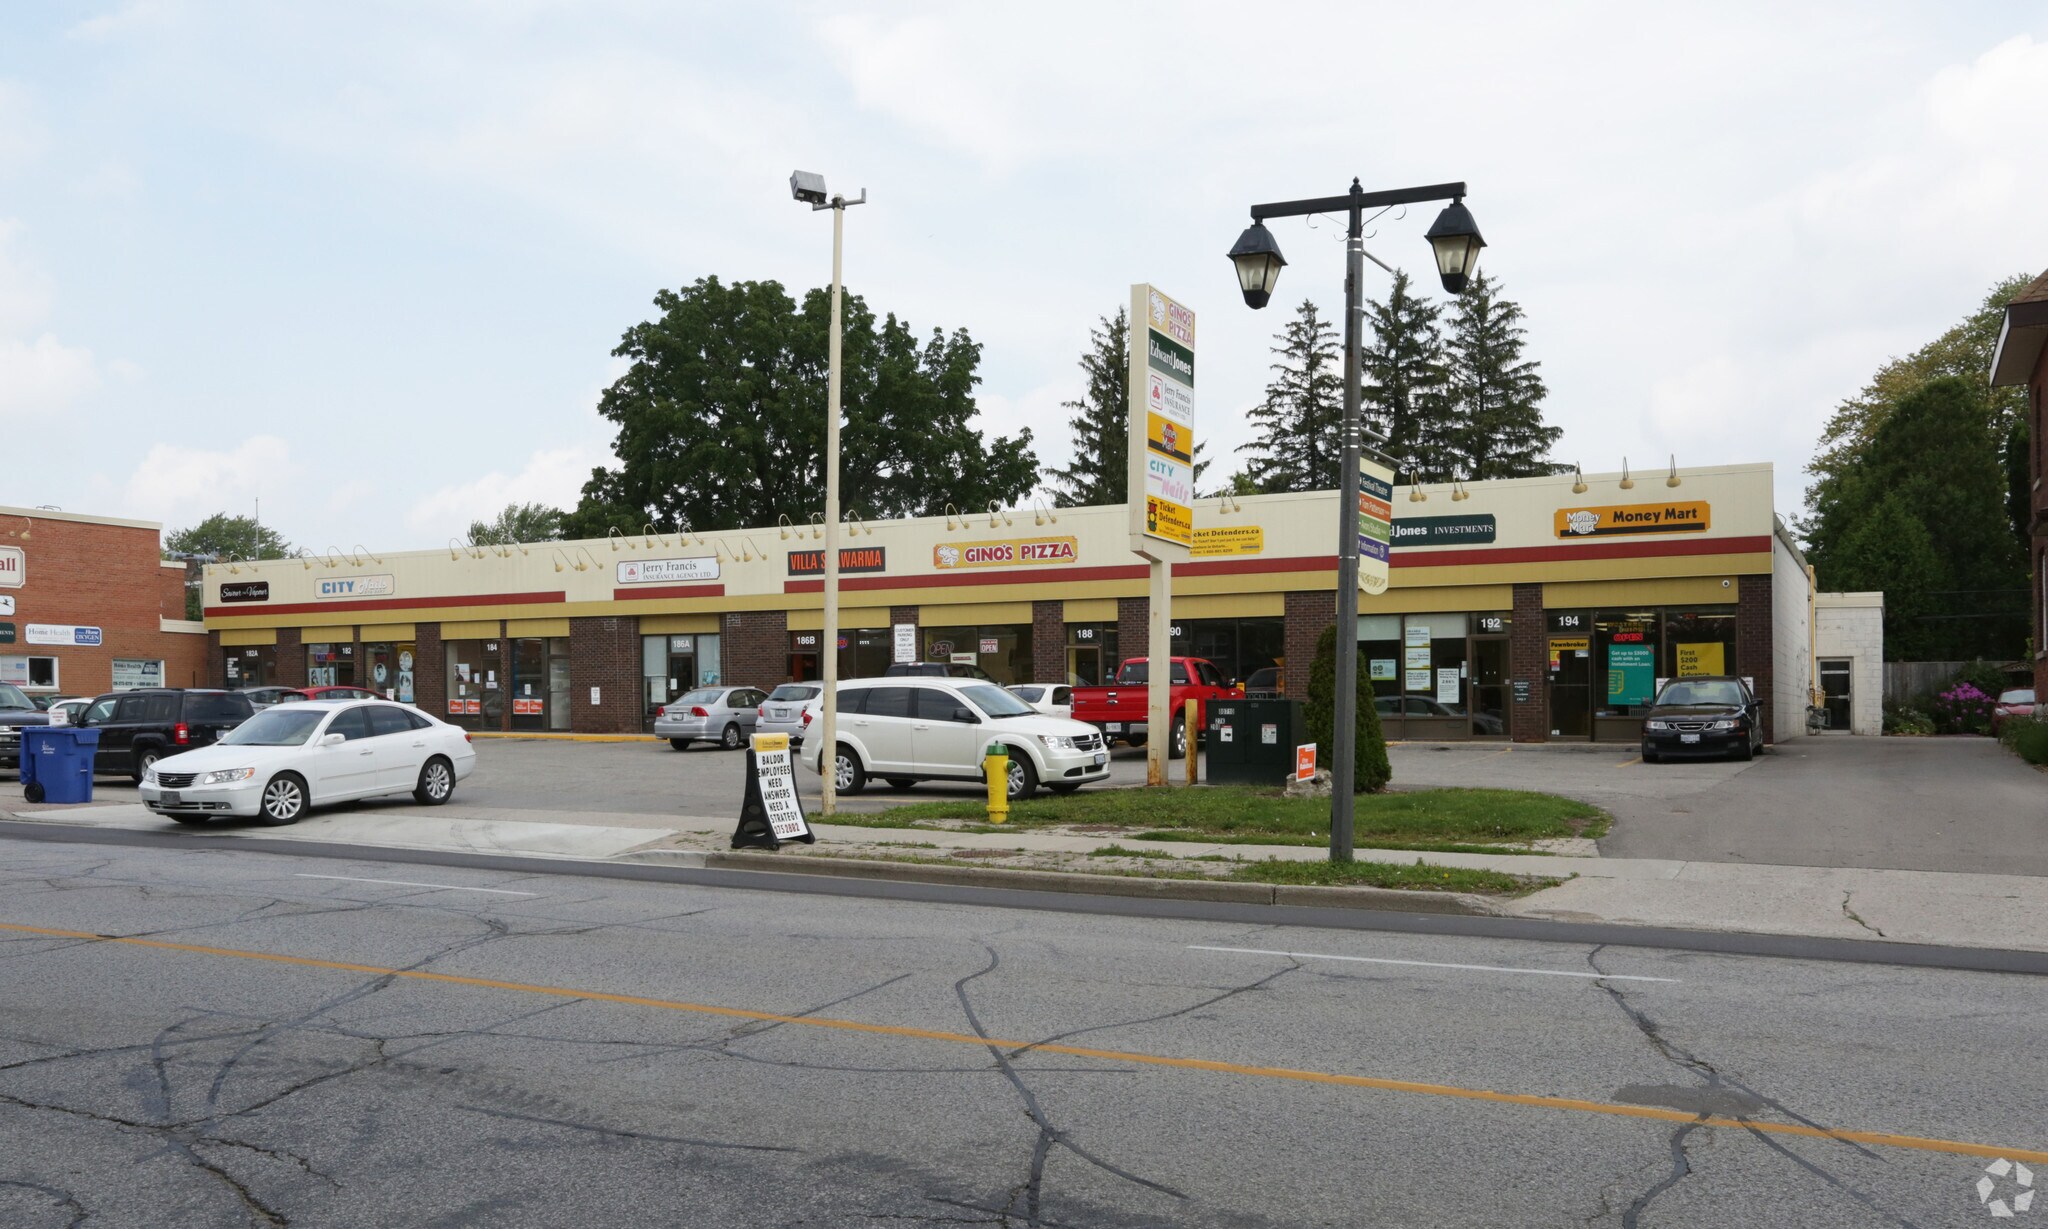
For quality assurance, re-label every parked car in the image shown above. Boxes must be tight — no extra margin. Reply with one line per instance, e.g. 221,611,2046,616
653,686,766,750
45,697,91,726
75,688,256,782
1991,688,2036,735
1374,694,1505,735
1242,667,1283,699
757,683,821,739
301,685,381,702
882,661,995,681
1069,656,1240,758
796,677,1109,800
0,681,51,776
1007,683,1074,719
139,699,476,826
1639,676,1764,763
241,686,312,710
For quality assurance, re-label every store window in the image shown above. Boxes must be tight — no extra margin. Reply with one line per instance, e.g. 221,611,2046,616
1594,609,1659,740
645,634,721,728
225,645,275,690
363,641,418,703
0,655,58,691
1065,623,1119,685
443,639,502,730
1663,607,1737,682
1168,618,1283,688
513,638,572,732
923,625,1031,683
1359,614,1402,704
111,659,164,690
305,642,355,687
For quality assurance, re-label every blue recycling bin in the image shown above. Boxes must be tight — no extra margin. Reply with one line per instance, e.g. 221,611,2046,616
20,726,98,804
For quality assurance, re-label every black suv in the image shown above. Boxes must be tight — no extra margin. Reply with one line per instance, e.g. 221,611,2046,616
1639,676,1764,763
0,681,51,776
75,689,255,782
881,662,995,682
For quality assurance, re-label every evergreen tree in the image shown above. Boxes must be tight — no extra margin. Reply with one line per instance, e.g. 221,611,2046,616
1360,270,1454,481
1240,299,1343,493
1045,308,1129,508
1303,624,1391,792
1442,272,1563,479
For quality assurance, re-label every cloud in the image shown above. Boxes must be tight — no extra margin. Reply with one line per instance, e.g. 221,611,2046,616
120,435,297,527
66,0,180,42
0,335,99,418
0,80,44,166
406,443,612,538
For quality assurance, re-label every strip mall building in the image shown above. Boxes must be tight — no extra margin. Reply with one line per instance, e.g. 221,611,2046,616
201,462,1841,744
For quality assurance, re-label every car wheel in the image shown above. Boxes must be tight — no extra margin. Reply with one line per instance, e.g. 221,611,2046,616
1004,751,1038,802
1733,738,1754,762
669,738,691,751
1125,734,1146,749
833,744,867,795
721,723,743,750
258,773,308,826
414,756,455,806
1167,716,1187,760
132,748,161,786
885,778,915,792
1048,783,1081,794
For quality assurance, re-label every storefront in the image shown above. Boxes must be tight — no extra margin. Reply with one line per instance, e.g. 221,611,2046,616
200,462,1839,744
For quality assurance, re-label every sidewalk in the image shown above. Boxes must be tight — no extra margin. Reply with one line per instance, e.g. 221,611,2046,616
7,799,2048,953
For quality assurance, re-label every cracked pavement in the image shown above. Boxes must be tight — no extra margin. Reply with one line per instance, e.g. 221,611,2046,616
0,834,2042,1226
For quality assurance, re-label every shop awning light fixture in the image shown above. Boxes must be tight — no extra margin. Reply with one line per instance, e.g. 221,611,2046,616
1406,467,1427,502
1619,459,1635,490
353,544,382,565
777,515,796,541
943,503,962,531
1033,500,1058,527
1572,464,1588,495
1666,455,1682,488
987,502,1012,529
607,527,629,552
1451,477,1470,502
643,523,668,548
806,514,824,540
844,513,874,537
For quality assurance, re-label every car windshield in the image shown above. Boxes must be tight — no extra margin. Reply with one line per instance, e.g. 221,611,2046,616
1656,680,1746,707
679,689,725,704
958,684,1034,719
769,685,820,702
1009,686,1043,701
219,707,327,746
1999,689,2035,704
0,682,33,710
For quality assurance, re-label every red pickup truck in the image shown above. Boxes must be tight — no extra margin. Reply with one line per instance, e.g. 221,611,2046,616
1071,656,1240,759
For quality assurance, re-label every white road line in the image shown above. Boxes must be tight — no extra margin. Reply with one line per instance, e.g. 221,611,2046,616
1187,945,1680,983
294,874,537,897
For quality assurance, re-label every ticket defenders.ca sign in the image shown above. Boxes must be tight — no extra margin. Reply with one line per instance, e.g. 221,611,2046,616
1126,284,1196,558
1357,456,1394,593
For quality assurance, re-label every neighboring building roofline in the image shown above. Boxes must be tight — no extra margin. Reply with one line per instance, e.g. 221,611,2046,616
1816,591,1885,609
1990,294,2048,387
1771,514,1809,570
0,504,163,532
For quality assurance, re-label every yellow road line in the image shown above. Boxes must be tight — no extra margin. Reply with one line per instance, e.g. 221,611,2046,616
1616,756,1642,768
3,919,2041,1165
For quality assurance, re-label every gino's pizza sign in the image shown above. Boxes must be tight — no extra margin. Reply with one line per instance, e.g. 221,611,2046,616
932,536,1079,570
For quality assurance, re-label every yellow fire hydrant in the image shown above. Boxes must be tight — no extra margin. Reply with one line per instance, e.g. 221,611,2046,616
984,743,1009,824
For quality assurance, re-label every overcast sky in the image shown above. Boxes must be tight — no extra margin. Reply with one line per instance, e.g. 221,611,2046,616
4,3,2046,552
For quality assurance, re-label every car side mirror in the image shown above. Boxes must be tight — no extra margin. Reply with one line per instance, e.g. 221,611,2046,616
952,707,977,724
321,732,346,746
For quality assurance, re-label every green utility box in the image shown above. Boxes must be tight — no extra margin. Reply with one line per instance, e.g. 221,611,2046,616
1205,699,1304,786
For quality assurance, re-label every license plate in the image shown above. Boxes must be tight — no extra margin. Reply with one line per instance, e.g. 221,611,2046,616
1092,753,1107,766
1679,734,1699,744
1106,723,1123,735
162,791,182,804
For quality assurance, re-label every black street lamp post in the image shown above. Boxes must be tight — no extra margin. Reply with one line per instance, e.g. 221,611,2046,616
1227,179,1483,861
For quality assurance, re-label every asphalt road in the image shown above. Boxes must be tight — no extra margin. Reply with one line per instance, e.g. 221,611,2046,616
1,832,2041,1227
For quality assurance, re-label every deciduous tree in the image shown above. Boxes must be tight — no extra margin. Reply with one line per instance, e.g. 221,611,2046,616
468,502,562,546
164,514,292,620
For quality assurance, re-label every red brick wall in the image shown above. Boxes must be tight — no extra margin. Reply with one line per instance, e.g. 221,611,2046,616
1032,600,1064,683
414,625,445,717
1282,589,1333,699
1117,596,1149,663
569,615,641,734
276,627,305,688
725,609,789,690
1509,583,1546,742
0,512,210,697
2031,351,2047,695
1737,567,1775,743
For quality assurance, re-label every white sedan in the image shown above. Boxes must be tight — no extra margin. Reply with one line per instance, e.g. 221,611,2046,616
140,700,476,826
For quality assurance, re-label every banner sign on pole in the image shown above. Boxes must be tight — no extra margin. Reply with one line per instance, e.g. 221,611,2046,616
1357,455,1394,593
1127,284,1196,559
731,733,815,850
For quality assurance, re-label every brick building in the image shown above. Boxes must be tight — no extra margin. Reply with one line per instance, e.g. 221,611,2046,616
200,463,1858,745
0,505,209,699
1990,266,2048,694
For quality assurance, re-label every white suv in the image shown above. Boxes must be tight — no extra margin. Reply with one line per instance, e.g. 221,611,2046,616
797,677,1109,800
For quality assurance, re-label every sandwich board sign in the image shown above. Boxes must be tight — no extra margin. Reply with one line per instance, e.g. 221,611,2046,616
731,732,815,850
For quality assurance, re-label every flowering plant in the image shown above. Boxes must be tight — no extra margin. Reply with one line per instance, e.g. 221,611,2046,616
1929,682,1996,735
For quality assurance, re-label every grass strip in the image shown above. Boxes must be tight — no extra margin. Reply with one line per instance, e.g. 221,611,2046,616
1227,857,1543,895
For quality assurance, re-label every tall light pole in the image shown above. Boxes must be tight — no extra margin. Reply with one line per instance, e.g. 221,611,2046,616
1227,179,1484,861
791,171,865,815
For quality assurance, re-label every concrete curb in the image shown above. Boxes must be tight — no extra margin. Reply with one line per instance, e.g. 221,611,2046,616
618,848,1505,916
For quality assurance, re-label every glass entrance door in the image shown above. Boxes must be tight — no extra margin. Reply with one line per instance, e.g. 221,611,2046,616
1068,645,1102,687
1819,659,1851,731
1471,638,1508,738
1547,636,1592,739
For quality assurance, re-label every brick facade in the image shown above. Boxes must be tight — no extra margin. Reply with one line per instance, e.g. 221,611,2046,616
725,609,789,690
275,627,305,691
569,615,642,734
1116,596,1149,662
1737,568,1775,743
1031,600,1064,683
1509,583,1546,742
1281,589,1334,698
413,625,445,718
0,507,209,696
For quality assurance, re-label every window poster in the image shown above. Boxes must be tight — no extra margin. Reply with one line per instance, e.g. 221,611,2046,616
1405,669,1431,692
1404,625,1431,647
1369,659,1396,681
1436,668,1460,705
1676,642,1725,676
1607,643,1655,706
1404,646,1432,671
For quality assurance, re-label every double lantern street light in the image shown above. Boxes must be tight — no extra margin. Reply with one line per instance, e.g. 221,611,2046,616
1226,181,1484,863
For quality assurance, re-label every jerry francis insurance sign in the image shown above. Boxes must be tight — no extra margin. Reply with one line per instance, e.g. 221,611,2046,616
932,536,1079,570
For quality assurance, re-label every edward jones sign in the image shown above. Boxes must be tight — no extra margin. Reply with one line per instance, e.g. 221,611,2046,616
933,536,1078,570
1555,502,1710,538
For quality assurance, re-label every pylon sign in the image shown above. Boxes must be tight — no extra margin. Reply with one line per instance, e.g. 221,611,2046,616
1127,284,1196,560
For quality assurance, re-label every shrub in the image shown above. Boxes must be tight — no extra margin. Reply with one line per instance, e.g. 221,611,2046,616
2000,716,2048,765
1882,705,1935,736
1928,682,1996,735
1952,659,2014,702
1304,624,1392,793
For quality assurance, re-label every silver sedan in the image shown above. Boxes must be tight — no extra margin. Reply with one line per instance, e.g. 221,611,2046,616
653,687,766,751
